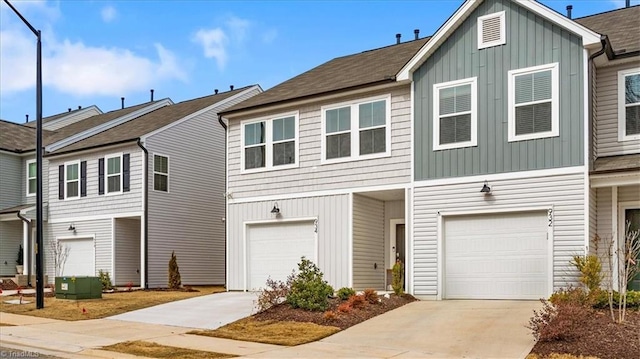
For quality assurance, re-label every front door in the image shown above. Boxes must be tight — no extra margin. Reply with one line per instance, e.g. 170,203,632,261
395,224,406,265
627,209,640,291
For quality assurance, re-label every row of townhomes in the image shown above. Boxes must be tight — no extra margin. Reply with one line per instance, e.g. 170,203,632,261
0,0,638,300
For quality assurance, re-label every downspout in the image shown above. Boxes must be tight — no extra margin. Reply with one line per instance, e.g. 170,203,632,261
218,115,228,289
137,138,149,289
587,35,608,171
16,212,31,287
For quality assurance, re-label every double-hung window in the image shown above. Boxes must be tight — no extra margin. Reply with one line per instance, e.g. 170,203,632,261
153,155,169,192
65,162,80,199
433,77,477,150
106,154,122,193
508,63,559,142
618,68,640,141
242,112,298,172
26,159,36,196
322,95,391,163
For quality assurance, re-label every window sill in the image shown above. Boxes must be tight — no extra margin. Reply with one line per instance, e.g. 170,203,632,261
508,131,559,143
433,141,477,151
240,162,299,174
320,151,391,165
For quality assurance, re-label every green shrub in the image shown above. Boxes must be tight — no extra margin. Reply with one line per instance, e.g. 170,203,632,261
286,257,334,311
336,287,356,301
168,251,181,289
98,270,114,291
570,254,602,292
392,260,404,295
591,290,640,309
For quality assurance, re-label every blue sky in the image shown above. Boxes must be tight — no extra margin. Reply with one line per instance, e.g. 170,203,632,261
1,0,637,124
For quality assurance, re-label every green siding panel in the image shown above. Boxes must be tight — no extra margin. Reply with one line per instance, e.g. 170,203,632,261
414,0,584,180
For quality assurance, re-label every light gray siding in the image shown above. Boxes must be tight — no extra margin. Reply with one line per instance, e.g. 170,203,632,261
414,0,584,180
114,217,141,286
595,63,640,157
44,219,111,282
47,144,143,219
589,187,597,256
413,171,586,297
0,153,22,209
43,107,102,131
227,195,350,290
352,194,385,291
227,86,412,199
0,221,22,276
145,107,226,287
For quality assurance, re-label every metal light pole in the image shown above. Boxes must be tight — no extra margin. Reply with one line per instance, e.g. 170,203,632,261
3,0,44,308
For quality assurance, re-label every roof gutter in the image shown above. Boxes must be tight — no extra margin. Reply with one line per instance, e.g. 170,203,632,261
136,138,149,289
16,211,32,286
587,35,608,171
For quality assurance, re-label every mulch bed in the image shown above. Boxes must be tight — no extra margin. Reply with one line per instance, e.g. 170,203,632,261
0,279,19,290
530,309,640,359
253,294,417,330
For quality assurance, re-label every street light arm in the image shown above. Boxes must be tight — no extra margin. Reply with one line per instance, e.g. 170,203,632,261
3,0,39,36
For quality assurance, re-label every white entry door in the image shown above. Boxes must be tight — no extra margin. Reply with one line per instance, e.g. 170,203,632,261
444,211,548,299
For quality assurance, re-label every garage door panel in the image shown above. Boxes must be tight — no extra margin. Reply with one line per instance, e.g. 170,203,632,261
247,221,316,291
444,211,548,300
60,238,94,277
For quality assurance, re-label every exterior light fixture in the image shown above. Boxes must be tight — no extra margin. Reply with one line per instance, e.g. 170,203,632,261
271,202,280,216
68,224,76,233
480,181,491,194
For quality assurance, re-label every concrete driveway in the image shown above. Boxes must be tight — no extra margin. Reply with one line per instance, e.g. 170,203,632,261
246,300,540,358
108,291,257,330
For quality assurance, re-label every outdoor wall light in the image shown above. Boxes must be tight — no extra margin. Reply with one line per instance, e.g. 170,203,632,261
68,224,76,233
480,181,491,194
270,202,280,216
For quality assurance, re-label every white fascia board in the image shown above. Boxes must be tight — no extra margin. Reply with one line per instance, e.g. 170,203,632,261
141,85,262,141
44,105,103,127
46,99,174,152
397,0,601,81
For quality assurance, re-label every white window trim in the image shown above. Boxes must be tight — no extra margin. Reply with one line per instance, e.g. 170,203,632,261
320,94,392,164
433,77,478,151
105,153,123,195
64,160,81,200
477,11,506,50
240,111,300,174
26,159,36,197
508,62,559,142
618,68,640,141
153,153,170,193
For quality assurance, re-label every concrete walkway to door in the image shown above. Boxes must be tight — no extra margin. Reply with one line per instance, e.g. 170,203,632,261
245,300,540,358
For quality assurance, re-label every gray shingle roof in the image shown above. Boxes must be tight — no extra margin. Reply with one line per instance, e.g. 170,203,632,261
592,154,640,174
223,38,430,114
0,119,42,153
49,86,254,155
575,5,640,54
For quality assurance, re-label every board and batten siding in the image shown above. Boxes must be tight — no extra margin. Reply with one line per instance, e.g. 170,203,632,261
227,86,412,199
352,194,385,291
0,221,22,276
412,170,586,297
44,219,111,282
595,62,640,157
114,217,141,286
145,107,227,287
47,144,143,219
228,195,350,290
414,0,584,180
0,153,23,209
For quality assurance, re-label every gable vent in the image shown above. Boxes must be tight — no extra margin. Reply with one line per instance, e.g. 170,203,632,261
478,11,506,49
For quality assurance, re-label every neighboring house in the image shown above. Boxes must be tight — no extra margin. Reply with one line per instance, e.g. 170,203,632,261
25,105,103,130
221,0,639,300
44,85,261,288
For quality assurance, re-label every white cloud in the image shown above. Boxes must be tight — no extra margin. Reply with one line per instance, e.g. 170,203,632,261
225,16,251,42
192,28,228,69
101,6,117,23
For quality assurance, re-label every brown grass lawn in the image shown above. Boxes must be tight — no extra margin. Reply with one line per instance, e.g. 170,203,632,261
0,322,15,326
0,286,225,320
102,340,235,359
189,317,340,346
526,355,599,359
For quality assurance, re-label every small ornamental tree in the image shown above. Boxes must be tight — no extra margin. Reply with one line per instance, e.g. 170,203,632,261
168,251,181,289
392,259,404,295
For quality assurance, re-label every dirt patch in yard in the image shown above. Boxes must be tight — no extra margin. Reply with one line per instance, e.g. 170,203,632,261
253,294,417,330
530,309,640,359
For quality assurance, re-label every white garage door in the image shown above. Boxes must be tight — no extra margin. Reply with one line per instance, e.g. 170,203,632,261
444,211,548,299
247,221,316,291
59,238,95,277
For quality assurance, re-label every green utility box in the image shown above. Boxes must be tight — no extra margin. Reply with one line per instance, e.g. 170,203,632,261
55,276,102,300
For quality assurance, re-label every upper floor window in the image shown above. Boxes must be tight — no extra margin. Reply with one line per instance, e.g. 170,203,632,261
65,162,80,199
241,112,299,172
106,154,122,194
477,11,506,49
618,68,640,141
508,63,559,142
433,77,478,150
321,95,391,163
153,154,169,192
26,159,36,196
